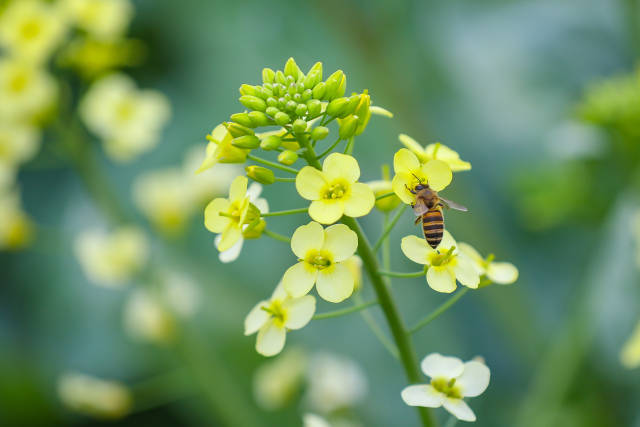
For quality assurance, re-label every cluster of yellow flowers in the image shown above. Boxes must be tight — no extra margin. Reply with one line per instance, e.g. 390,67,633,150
199,58,519,423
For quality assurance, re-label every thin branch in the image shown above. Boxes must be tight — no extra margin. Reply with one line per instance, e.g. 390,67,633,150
313,300,378,320
315,137,343,159
379,270,425,279
409,288,470,334
261,207,308,217
376,191,395,201
273,176,296,182
247,154,299,175
263,229,291,243
373,204,408,251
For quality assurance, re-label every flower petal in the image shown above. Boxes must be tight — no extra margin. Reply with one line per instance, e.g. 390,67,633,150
422,159,452,191
391,173,415,204
401,235,431,265
398,134,426,158
393,148,420,173
244,300,269,335
457,242,485,274
437,229,457,251
217,236,243,263
282,262,318,298
291,221,324,258
256,320,286,357
400,385,445,408
323,153,360,182
217,225,242,252
309,200,344,225
426,266,457,293
458,361,490,397
421,353,465,379
229,175,248,202
487,262,519,285
204,198,231,233
343,183,375,218
322,224,358,262
453,254,480,288
283,295,316,330
316,263,354,303
296,166,327,200
443,398,476,422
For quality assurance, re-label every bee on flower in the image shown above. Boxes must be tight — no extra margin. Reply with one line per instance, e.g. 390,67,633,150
457,242,519,286
244,283,316,357
401,353,490,422
399,134,471,172
57,372,132,419
391,148,452,206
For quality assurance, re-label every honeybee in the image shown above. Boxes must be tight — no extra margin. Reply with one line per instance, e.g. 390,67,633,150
408,181,468,249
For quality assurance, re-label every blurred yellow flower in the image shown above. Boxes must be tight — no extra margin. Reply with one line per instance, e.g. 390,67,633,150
253,348,307,410
0,121,40,169
343,255,363,291
244,283,316,357
401,353,490,422
58,372,132,419
74,226,149,287
0,58,56,121
399,134,471,172
80,73,170,162
0,189,33,250
0,0,67,63
61,0,133,40
458,242,518,285
367,179,400,212
283,221,358,303
401,231,479,293
197,124,249,172
391,148,452,205
58,37,143,78
296,153,375,224
621,320,640,369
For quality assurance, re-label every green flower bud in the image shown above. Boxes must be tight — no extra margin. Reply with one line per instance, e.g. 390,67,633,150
284,93,292,101
263,82,273,91
312,82,326,99
265,106,280,117
338,115,358,139
275,70,286,85
343,94,361,117
274,112,291,126
324,70,346,100
225,122,255,137
239,95,266,112
285,100,297,112
257,85,272,99
243,217,266,239
230,112,254,128
306,99,322,118
260,135,282,150
296,82,305,93
304,62,323,88
311,126,329,141
246,165,275,185
284,57,301,80
248,111,271,127
262,68,275,84
239,84,258,96
292,119,307,133
354,92,371,135
285,75,295,86
302,89,312,102
243,203,262,225
278,150,298,165
232,135,260,149
326,97,349,117
295,103,307,116
293,93,302,103
266,97,278,107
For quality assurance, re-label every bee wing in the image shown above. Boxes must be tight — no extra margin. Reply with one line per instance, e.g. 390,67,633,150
439,197,468,212
412,198,430,216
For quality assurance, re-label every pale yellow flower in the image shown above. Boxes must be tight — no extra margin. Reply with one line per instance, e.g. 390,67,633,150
0,0,67,63
0,189,33,250
253,348,307,410
58,372,132,419
391,148,452,205
401,353,490,422
621,320,640,369
0,122,40,169
367,179,401,212
61,0,133,40
344,255,363,291
401,230,479,293
74,226,149,287
0,58,56,121
58,37,143,78
80,73,170,162
197,124,249,172
296,153,375,224
245,283,316,357
183,144,243,206
283,221,358,303
399,134,471,172
458,242,519,285
304,414,331,427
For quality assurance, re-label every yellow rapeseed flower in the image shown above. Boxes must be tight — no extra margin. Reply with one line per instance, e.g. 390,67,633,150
58,372,132,419
401,230,479,293
0,189,34,250
61,0,133,40
296,153,375,224
458,242,519,285
196,124,249,172
0,58,56,122
391,148,452,205
399,134,471,172
0,121,40,170
282,221,358,303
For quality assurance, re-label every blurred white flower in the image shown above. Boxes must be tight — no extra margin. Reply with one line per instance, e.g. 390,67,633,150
0,58,56,121
401,353,490,422
61,0,133,40
621,320,640,369
304,413,331,427
0,121,40,169
0,189,33,250
305,353,367,414
80,73,170,162
57,372,132,419
74,226,149,287
0,0,68,63
253,348,307,410
457,242,518,285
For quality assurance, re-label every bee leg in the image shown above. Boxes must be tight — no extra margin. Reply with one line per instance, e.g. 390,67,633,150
405,184,416,194
414,216,421,225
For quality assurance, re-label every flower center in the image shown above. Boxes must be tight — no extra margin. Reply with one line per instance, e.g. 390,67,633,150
431,377,462,399
20,19,42,41
304,249,333,270
8,72,29,94
322,180,348,200
429,246,456,266
115,98,136,122
262,300,287,327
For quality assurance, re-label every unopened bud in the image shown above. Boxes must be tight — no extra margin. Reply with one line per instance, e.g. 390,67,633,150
248,111,271,127
246,165,275,185
265,106,280,117
239,95,266,112
301,89,312,102
343,95,361,117
225,122,254,137
285,100,297,112
306,99,322,118
243,218,266,239
295,103,308,116
274,112,291,126
275,70,286,85
239,84,259,96
278,150,298,165
292,119,307,134
262,68,275,84
312,82,326,99
324,70,346,100
230,112,254,128
304,62,323,89
310,126,329,141
326,97,349,117
260,135,282,150
284,57,302,80
232,135,260,149
338,115,358,139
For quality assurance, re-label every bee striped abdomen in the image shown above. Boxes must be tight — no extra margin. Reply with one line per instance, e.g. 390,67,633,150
422,208,444,249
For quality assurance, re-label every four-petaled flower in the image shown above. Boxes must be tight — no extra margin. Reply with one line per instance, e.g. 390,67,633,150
197,124,249,172
391,148,452,205
283,221,358,303
296,153,375,224
401,353,490,422
244,283,316,357
401,230,479,293
458,242,519,285
399,134,471,172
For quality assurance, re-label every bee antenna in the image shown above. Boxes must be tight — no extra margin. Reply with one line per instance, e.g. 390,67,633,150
411,172,424,183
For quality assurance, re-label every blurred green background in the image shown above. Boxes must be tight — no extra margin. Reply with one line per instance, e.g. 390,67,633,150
2,0,640,426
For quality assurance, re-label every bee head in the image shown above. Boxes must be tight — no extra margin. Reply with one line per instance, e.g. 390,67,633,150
414,184,428,191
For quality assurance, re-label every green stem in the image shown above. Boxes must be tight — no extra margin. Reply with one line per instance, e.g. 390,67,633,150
313,300,378,320
273,176,296,182
379,270,425,278
343,136,355,154
382,212,391,272
261,207,308,217
247,153,299,175
354,292,399,359
373,205,408,251
315,137,343,159
263,228,291,243
342,216,436,427
409,288,470,334
376,191,395,201
298,133,323,169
